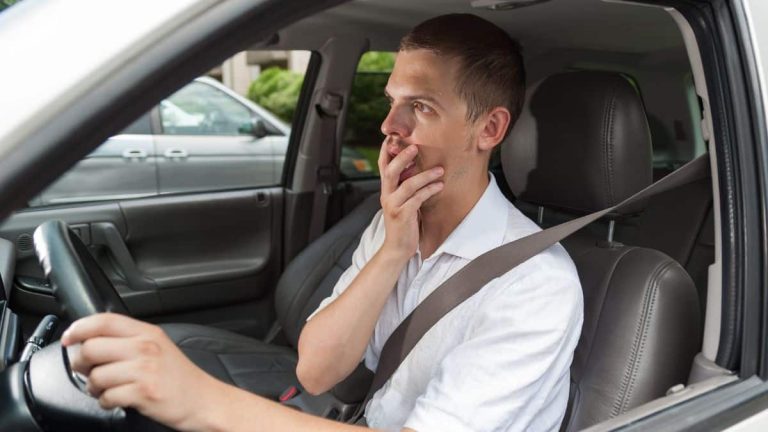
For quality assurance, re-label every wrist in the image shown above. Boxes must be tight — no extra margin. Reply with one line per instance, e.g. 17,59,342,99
377,244,412,268
186,376,232,432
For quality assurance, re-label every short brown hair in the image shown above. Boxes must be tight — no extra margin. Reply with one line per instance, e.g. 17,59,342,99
400,14,526,134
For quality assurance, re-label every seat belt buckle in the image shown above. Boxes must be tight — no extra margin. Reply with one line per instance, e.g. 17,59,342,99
279,385,301,403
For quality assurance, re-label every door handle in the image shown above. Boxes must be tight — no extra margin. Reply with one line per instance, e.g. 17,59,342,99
122,149,148,160
164,148,188,159
90,222,157,292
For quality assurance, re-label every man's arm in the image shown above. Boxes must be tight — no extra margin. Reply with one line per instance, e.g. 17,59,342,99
61,313,417,432
296,141,444,394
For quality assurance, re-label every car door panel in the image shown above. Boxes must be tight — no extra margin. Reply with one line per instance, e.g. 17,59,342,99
39,134,158,205
0,188,282,327
155,135,282,194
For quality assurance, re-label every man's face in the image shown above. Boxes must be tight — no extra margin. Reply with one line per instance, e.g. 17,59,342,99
381,49,480,206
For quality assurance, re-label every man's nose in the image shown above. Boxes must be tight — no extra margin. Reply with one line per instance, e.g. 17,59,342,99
380,105,411,138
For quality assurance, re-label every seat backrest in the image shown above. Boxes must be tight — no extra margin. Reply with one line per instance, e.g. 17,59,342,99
503,71,702,430
274,193,381,348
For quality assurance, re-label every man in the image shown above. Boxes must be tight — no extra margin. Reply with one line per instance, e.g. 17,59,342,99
63,14,583,432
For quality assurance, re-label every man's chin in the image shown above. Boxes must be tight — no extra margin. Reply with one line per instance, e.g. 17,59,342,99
421,188,442,211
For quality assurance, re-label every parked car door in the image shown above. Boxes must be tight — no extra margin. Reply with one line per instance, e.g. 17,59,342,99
155,78,287,194
33,113,158,206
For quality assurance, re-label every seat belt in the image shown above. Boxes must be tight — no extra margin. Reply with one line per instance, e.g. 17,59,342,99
349,153,711,422
308,91,343,241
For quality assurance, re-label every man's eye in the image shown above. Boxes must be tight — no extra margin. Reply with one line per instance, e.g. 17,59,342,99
413,101,433,113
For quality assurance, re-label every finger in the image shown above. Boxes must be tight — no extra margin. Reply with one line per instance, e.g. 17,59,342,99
87,359,146,397
377,137,391,184
70,336,154,374
388,166,444,207
402,181,444,212
98,382,145,410
381,145,418,196
62,313,150,346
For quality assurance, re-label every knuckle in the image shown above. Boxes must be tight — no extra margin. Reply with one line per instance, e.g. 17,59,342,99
138,381,160,402
138,339,161,357
79,341,96,363
99,392,115,409
139,358,159,375
89,368,104,387
149,325,165,340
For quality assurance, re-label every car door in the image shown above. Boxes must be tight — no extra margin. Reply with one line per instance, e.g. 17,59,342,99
0,52,313,338
32,113,158,206
154,79,284,194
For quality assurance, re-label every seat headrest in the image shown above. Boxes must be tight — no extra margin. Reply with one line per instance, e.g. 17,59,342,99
501,71,653,215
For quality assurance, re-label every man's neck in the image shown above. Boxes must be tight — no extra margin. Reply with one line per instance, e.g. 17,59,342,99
419,172,490,259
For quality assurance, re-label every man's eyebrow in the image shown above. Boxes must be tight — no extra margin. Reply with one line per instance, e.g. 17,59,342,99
384,89,444,109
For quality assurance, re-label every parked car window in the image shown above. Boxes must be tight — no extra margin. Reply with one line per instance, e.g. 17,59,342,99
160,82,253,136
30,50,312,207
340,51,395,179
120,112,152,135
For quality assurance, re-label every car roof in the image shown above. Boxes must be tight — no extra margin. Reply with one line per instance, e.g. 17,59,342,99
269,0,684,54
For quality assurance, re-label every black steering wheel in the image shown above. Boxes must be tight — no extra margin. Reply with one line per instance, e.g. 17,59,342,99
33,219,128,320
0,221,168,431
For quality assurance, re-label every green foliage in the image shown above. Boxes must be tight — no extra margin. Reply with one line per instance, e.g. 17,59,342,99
356,51,395,72
0,0,21,11
343,52,395,153
247,67,304,122
247,51,394,172
343,72,390,149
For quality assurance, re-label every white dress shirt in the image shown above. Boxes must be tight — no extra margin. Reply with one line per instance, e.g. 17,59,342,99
309,174,583,431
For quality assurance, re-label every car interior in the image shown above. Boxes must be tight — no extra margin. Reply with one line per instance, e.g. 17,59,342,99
0,0,750,430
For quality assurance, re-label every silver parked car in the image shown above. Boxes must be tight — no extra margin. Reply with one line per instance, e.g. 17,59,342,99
32,77,371,206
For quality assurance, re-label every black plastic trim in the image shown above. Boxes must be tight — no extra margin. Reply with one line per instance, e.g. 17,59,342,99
284,51,323,190
722,0,768,380
729,0,768,381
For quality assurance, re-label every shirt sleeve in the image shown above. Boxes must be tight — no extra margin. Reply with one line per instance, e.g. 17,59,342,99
403,270,584,432
305,209,383,322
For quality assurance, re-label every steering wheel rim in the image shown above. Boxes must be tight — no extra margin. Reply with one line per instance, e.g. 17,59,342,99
33,220,128,320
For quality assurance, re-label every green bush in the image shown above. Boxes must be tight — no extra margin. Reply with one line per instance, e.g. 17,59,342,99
247,51,395,157
247,67,304,123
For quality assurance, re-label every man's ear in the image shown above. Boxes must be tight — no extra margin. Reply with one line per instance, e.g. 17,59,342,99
477,107,511,152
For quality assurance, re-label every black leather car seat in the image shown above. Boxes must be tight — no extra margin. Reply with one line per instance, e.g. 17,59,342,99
161,194,381,399
503,71,703,429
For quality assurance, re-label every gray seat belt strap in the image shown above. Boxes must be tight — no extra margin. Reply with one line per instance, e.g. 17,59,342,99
309,92,343,241
352,154,710,420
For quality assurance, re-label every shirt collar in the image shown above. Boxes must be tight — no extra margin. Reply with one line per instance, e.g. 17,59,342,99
431,173,509,261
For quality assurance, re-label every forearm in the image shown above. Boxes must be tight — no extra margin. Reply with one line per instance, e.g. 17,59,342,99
296,247,407,394
200,380,372,432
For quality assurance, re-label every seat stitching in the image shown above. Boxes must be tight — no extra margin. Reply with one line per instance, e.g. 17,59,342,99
283,234,354,319
611,259,673,417
600,81,618,206
176,334,288,353
578,247,636,380
606,92,616,204
600,89,610,206
215,353,237,385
